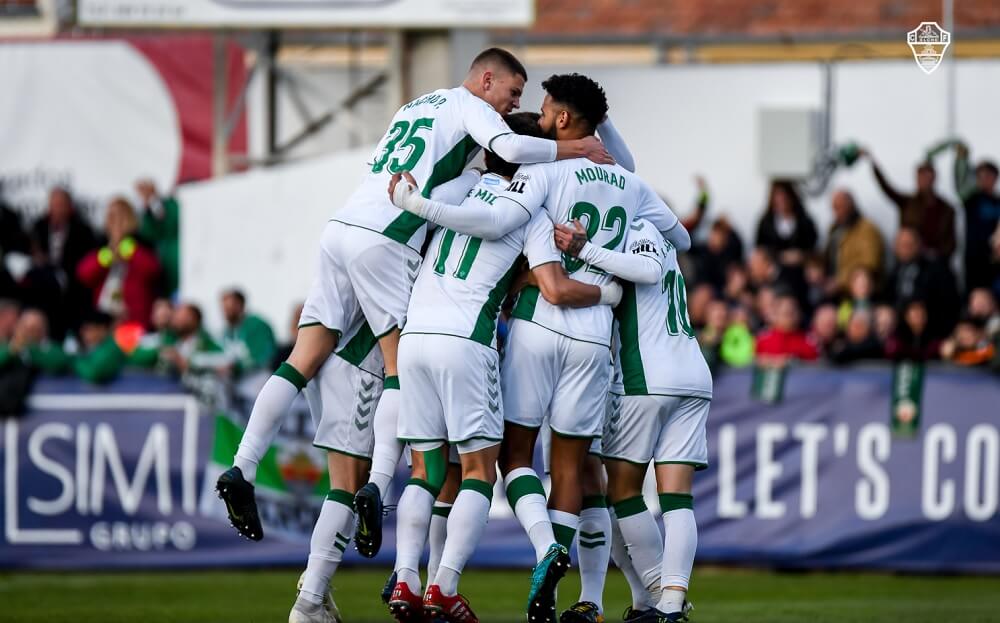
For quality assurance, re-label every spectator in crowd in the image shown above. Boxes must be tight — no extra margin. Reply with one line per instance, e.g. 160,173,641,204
803,254,831,312
753,285,777,332
940,315,996,367
825,189,885,296
220,288,277,374
692,216,745,293
862,149,956,259
754,294,819,362
0,308,70,374
0,299,19,343
136,179,181,296
159,303,230,376
73,311,126,384
272,302,304,369
828,309,884,365
723,264,754,310
874,304,898,344
837,267,877,328
130,298,176,369
885,299,940,362
25,187,99,339
754,180,818,267
967,288,1000,339
718,305,755,367
687,284,715,331
1,199,31,301
748,246,809,321
810,303,839,356
679,175,711,234
76,197,162,327
698,299,730,369
885,227,960,339
935,142,1000,293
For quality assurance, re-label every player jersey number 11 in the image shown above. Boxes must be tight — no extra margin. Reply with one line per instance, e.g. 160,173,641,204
371,117,434,174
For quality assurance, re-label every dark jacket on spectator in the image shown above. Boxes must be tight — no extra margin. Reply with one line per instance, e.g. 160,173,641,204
873,163,956,259
755,210,818,258
31,212,99,279
885,256,960,339
828,335,884,364
961,189,1000,292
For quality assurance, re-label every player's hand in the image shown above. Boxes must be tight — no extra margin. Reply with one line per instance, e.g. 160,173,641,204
578,135,615,165
388,171,420,211
554,219,588,256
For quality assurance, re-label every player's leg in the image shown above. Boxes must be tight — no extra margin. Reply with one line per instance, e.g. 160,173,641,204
564,453,611,622
424,441,500,622
349,236,421,557
606,459,661,613
428,460,462,586
649,397,709,621
609,504,658,620
290,452,367,623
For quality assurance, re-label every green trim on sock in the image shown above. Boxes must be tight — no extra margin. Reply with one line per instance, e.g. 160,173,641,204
582,495,608,509
333,541,346,553
578,530,607,549
326,489,355,508
274,362,307,391
407,477,441,497
384,375,400,390
335,532,350,543
505,474,546,509
613,495,649,519
460,478,494,501
431,504,453,518
552,523,576,549
423,446,448,491
659,492,694,513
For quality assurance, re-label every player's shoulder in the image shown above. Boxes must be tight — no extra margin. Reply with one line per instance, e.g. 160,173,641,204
564,159,636,190
627,218,666,254
465,172,508,204
398,87,459,115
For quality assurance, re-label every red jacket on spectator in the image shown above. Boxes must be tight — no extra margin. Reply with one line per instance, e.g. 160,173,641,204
77,242,161,327
755,329,820,361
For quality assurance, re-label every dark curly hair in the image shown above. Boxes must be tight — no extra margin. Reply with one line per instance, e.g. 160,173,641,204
541,73,608,133
486,112,544,178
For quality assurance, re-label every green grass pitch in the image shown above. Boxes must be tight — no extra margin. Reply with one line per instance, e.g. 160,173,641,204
1,567,997,622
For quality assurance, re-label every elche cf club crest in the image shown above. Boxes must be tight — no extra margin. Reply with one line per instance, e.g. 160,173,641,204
907,22,951,74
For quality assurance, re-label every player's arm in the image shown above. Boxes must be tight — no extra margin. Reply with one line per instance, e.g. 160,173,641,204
524,211,621,307
422,169,482,234
390,167,545,240
634,180,691,252
464,98,613,164
554,219,662,285
596,116,635,172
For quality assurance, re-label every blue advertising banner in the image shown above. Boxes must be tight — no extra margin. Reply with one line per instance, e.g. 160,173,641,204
2,367,998,572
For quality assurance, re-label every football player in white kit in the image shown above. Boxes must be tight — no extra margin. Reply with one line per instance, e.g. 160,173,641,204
387,112,623,623
215,48,615,565
555,217,712,623
388,73,688,623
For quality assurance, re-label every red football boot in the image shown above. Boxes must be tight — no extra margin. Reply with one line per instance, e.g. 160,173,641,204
388,581,425,622
423,585,479,623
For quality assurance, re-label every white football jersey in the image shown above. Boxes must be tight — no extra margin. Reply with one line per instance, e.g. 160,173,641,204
503,159,679,346
403,173,558,349
611,219,713,399
333,86,530,251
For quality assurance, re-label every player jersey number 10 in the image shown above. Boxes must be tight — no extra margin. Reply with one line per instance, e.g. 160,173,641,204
372,117,435,174
663,269,695,338
562,201,628,274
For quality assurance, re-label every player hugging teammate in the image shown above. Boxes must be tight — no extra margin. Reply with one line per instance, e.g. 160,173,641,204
215,47,711,623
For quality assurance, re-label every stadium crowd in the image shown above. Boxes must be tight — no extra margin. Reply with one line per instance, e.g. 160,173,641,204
1,142,1000,403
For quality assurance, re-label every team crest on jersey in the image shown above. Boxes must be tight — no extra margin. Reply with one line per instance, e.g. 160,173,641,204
907,22,951,74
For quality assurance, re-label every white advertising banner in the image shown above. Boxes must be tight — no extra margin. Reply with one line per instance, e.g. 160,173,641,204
78,0,534,28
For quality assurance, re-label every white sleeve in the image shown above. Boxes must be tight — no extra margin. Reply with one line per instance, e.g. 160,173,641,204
596,117,635,173
634,180,690,252
577,219,663,284
417,171,541,240
523,211,562,268
429,169,480,205
463,96,557,163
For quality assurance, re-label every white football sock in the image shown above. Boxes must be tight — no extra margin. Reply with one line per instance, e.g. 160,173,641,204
615,496,664,596
609,506,657,610
548,509,579,551
504,467,554,562
393,480,436,595
435,480,493,596
427,502,451,585
234,363,306,483
658,493,697,613
577,502,612,612
368,383,401,497
299,489,355,605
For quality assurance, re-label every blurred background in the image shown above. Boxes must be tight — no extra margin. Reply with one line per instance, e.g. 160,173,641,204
1,1,999,621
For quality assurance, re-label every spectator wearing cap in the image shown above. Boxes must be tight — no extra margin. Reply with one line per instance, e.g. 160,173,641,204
77,197,162,327
825,189,885,297
953,144,1000,293
73,311,127,384
885,227,960,339
136,179,181,296
885,299,941,362
755,180,818,268
754,294,819,362
220,289,277,374
861,149,956,260
0,308,70,374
